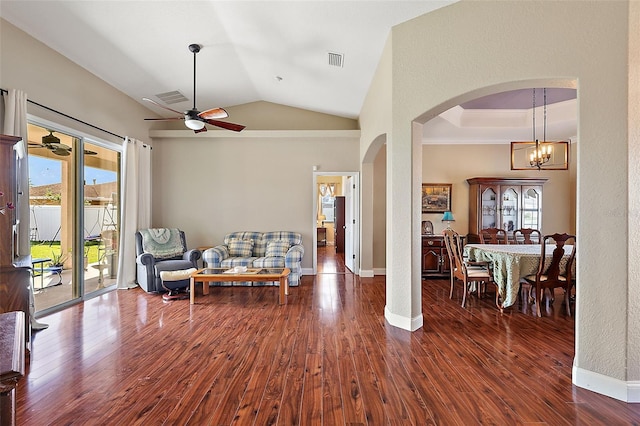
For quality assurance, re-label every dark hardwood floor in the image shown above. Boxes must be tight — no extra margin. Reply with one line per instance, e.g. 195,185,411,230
16,246,640,425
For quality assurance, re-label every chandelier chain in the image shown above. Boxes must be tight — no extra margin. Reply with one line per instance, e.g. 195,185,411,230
532,88,536,142
543,88,547,143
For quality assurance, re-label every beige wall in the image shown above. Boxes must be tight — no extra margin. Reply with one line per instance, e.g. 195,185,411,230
155,100,359,132
359,0,636,401
0,19,151,144
149,130,360,271
372,144,386,270
422,144,573,236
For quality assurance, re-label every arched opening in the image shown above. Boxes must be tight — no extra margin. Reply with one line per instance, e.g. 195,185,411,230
410,79,578,342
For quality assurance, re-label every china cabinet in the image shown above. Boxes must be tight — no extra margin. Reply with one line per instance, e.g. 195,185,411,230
467,177,547,243
0,135,31,351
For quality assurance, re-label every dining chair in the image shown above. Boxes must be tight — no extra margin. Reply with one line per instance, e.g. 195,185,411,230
443,229,499,309
522,233,576,317
479,227,508,244
513,228,541,244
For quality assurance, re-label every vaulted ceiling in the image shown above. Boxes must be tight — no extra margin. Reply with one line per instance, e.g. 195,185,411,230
1,1,576,143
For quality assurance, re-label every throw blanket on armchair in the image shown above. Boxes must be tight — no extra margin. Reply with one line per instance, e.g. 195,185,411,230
140,228,184,259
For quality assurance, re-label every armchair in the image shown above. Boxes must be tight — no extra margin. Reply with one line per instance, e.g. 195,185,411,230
135,228,201,293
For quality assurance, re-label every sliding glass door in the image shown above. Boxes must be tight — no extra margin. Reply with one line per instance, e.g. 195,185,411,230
27,122,121,314
83,142,120,294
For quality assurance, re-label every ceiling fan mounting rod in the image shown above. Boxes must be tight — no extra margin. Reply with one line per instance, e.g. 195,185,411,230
189,43,201,111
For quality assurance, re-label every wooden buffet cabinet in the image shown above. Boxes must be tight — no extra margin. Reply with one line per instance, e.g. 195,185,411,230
421,235,451,278
0,135,31,351
466,177,547,243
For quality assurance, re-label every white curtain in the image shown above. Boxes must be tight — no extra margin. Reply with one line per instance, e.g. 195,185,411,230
2,89,48,328
2,89,29,257
116,137,152,290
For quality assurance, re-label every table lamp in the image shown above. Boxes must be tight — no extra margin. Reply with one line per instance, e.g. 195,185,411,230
442,211,455,230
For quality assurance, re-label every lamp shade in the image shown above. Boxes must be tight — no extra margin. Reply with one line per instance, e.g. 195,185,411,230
442,211,455,222
185,118,205,130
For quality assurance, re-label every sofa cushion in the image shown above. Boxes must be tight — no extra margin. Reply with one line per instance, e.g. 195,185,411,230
253,257,285,268
228,238,254,257
265,239,290,258
221,257,257,268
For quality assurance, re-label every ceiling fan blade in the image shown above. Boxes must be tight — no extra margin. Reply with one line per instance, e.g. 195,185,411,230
198,108,228,120
142,97,184,116
203,119,246,132
144,117,184,121
53,148,71,156
83,149,98,155
28,142,44,148
47,143,71,151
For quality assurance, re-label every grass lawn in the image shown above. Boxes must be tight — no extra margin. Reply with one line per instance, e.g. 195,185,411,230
30,241,100,265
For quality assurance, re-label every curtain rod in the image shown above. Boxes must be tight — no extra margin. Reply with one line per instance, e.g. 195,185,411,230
1,88,124,140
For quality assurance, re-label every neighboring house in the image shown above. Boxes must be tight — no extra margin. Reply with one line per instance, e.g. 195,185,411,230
0,1,637,403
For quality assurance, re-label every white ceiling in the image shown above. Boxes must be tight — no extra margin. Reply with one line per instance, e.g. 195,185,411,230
1,0,576,143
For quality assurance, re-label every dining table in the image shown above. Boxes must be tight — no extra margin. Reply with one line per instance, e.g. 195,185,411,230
463,243,574,309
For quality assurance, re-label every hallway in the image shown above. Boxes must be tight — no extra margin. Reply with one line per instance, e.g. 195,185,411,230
317,244,348,274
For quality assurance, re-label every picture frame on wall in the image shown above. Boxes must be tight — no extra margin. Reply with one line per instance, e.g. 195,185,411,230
421,183,452,213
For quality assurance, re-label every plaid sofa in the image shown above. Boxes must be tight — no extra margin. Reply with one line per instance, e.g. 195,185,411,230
202,231,304,286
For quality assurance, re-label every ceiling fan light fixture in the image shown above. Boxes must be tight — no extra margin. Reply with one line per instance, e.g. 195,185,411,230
185,118,205,130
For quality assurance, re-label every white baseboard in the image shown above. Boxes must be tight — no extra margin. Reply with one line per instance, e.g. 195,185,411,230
384,306,423,331
359,269,374,278
303,267,385,277
573,365,640,403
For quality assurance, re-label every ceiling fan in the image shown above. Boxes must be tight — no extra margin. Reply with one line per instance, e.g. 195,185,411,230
143,44,245,133
28,130,97,156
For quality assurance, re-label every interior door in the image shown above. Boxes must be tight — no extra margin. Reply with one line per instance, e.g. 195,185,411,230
344,177,355,272
334,196,345,253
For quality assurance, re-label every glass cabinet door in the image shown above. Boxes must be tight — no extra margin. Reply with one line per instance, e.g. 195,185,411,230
521,187,542,230
500,187,519,232
480,187,498,229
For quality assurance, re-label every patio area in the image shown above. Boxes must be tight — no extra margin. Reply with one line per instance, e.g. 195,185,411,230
33,259,117,311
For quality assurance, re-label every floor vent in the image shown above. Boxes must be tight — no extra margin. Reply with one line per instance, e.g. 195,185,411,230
328,52,344,68
155,90,189,105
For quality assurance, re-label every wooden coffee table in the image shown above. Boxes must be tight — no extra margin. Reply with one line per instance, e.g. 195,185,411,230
190,267,290,305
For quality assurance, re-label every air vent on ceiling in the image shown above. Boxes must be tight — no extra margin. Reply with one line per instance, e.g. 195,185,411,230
155,90,189,105
328,52,344,68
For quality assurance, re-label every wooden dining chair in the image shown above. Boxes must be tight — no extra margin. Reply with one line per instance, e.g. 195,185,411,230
443,229,499,309
513,228,541,244
523,233,576,317
480,227,508,244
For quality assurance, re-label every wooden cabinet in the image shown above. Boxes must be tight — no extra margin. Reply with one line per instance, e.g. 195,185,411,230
316,227,327,247
467,177,547,243
421,236,451,277
0,134,31,350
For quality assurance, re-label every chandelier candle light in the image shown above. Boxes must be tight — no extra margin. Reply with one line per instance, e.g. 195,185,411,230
530,88,553,169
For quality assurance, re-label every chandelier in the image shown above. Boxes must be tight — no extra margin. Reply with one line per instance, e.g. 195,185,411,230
530,88,553,169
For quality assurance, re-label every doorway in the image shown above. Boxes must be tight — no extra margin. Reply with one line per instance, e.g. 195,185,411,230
312,172,359,275
27,121,122,314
